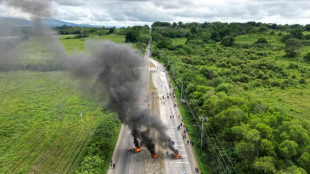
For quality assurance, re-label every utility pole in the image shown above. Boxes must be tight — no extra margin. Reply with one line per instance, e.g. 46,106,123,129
180,81,183,100
172,67,175,81
168,56,170,66
200,116,208,149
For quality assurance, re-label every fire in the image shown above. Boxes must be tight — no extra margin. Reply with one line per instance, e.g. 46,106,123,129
174,153,181,160
152,153,158,159
136,147,141,152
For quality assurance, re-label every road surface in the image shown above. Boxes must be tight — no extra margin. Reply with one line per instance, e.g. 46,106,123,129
108,44,199,174
150,59,198,174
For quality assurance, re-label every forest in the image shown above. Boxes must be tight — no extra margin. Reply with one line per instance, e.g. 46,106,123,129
151,21,310,173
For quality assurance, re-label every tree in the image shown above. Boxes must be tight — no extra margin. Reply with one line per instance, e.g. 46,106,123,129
260,139,276,156
279,140,298,159
138,34,151,44
125,30,139,42
108,27,115,34
221,36,235,47
190,26,197,34
305,24,310,31
298,152,310,172
290,29,303,39
285,38,301,57
253,156,276,174
172,22,177,28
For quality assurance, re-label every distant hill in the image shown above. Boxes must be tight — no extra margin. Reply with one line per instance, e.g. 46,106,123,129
0,17,97,27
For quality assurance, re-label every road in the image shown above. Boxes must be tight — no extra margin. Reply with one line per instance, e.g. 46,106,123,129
108,43,199,174
150,59,198,174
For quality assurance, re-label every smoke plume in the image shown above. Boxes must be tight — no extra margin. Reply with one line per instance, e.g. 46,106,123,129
67,41,178,154
0,0,51,18
0,0,178,155
0,0,66,71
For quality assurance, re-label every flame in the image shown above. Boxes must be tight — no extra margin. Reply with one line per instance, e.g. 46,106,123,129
136,147,141,152
174,153,181,160
152,153,158,159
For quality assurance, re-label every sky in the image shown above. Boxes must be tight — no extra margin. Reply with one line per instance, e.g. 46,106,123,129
0,0,309,26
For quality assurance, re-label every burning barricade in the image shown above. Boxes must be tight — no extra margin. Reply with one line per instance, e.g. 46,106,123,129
129,146,141,153
152,153,158,159
166,150,181,160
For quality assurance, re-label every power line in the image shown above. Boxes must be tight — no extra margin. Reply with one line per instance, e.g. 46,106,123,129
175,79,238,174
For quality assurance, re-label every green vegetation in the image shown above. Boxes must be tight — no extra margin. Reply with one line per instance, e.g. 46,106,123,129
0,32,133,173
152,21,310,173
55,25,150,52
0,71,120,173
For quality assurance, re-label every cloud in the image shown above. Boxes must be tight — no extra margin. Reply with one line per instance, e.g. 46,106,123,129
0,0,309,26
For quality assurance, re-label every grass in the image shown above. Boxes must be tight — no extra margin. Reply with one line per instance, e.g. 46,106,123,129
0,71,116,173
0,33,129,173
60,38,86,52
247,86,310,120
91,34,126,43
171,38,187,46
234,33,282,45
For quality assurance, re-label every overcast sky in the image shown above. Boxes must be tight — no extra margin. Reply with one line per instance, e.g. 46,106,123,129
0,0,309,26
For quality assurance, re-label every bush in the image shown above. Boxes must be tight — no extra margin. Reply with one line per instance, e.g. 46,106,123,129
285,38,302,57
271,80,281,87
299,78,307,84
216,83,232,94
200,67,217,80
221,36,235,47
304,53,310,62
256,38,268,44
287,63,299,69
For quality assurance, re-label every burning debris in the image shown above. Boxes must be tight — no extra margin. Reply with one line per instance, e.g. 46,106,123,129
129,146,141,153
152,153,158,159
166,151,182,160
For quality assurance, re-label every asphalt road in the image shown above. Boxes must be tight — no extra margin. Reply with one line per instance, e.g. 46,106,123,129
108,44,198,174
150,59,196,174
107,44,150,174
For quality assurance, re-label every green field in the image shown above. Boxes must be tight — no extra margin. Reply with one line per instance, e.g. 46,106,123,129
0,34,123,173
0,71,119,173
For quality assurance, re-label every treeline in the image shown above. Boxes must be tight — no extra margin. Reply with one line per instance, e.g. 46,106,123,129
151,21,310,173
152,21,310,57
54,25,150,51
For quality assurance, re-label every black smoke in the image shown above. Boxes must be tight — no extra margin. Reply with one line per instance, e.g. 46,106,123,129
67,41,178,154
0,0,178,155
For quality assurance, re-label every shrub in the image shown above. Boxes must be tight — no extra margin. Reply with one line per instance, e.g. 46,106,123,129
299,78,307,84
285,38,302,57
287,63,299,69
304,53,310,62
221,36,235,47
256,38,268,44
270,80,281,87
216,83,232,94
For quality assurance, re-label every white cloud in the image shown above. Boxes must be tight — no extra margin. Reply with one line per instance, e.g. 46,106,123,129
0,0,310,26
